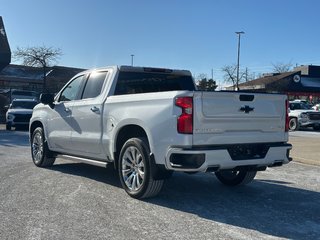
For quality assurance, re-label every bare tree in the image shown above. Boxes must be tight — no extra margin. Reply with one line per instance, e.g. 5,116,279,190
271,62,293,73
243,67,256,82
221,64,256,90
221,65,238,90
13,46,62,92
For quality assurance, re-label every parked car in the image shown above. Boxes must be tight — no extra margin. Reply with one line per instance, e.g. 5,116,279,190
6,98,38,130
30,65,292,199
10,90,39,101
312,104,320,111
288,100,320,131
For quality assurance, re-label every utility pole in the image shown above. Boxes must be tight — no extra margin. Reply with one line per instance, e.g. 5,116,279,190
131,54,134,66
235,31,245,90
245,67,248,82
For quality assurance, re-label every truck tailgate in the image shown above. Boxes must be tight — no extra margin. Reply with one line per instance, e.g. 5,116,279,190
193,91,287,145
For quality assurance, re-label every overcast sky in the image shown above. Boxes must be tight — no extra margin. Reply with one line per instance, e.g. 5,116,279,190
1,0,320,87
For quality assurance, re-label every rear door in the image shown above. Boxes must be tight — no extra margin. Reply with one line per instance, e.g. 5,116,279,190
192,91,287,145
70,71,109,159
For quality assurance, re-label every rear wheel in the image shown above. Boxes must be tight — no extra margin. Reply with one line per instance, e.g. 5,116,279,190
118,137,164,199
31,127,55,167
215,170,257,186
289,118,298,131
313,125,320,131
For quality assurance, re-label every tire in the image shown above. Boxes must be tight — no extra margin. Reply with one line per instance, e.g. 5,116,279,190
289,118,298,131
118,137,164,199
215,170,257,186
313,125,320,131
31,127,55,167
6,124,11,131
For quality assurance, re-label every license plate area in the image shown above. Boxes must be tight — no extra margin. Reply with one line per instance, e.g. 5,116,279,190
227,144,269,160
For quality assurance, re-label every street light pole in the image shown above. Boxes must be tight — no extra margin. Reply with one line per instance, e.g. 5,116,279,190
235,31,244,90
131,54,134,66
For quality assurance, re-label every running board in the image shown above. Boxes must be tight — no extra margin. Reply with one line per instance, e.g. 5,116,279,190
57,154,108,168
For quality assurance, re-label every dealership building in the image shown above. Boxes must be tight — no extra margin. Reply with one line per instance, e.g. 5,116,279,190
234,65,320,103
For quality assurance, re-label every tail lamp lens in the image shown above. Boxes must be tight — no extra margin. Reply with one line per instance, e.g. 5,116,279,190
285,99,289,132
175,97,193,134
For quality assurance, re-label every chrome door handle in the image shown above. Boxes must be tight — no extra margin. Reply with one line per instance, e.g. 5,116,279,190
90,106,100,113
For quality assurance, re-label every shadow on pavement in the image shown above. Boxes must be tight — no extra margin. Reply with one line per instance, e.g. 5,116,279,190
49,162,121,188
48,162,319,239
0,129,29,147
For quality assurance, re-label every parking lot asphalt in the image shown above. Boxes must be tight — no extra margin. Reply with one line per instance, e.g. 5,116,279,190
289,129,320,166
0,126,320,239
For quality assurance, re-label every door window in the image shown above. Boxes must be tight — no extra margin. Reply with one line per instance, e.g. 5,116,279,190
82,71,107,99
59,75,85,102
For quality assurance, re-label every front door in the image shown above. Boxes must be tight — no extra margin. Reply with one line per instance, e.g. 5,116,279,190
46,74,85,153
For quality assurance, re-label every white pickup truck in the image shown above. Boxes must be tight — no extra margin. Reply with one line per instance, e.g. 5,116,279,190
30,66,292,199
288,100,320,131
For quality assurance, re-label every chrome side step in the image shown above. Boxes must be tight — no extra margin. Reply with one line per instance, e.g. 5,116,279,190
57,154,108,168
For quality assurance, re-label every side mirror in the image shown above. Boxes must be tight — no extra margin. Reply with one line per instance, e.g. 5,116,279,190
40,93,54,105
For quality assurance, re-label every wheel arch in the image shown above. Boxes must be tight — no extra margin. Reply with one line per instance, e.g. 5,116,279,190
29,120,44,138
114,125,149,169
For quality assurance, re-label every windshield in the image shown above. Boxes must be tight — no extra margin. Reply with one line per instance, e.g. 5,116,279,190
289,102,312,110
10,101,38,109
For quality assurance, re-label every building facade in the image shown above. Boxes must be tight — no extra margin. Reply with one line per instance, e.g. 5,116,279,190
0,64,85,93
0,64,85,122
232,65,320,103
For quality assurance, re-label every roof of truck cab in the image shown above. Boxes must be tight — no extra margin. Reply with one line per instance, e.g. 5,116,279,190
75,65,192,76
119,66,191,75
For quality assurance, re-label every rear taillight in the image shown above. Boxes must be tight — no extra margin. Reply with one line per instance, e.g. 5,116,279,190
285,99,289,132
175,97,193,134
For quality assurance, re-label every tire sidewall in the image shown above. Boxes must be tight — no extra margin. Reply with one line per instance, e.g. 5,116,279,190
215,171,245,186
215,170,256,186
289,118,298,131
31,127,45,166
118,138,151,199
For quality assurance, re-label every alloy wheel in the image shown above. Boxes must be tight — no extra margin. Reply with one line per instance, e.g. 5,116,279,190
121,146,145,192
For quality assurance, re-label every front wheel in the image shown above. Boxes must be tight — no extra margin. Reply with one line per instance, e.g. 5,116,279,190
289,118,298,131
31,127,55,167
313,125,320,131
118,137,164,199
215,170,257,186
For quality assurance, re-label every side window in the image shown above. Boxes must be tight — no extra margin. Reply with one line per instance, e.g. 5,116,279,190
82,71,107,99
59,75,84,102
289,103,294,110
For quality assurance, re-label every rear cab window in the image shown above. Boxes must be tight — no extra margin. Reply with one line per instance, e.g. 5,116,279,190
114,70,195,95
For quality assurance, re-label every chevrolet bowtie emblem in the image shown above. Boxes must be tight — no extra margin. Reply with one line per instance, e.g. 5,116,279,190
240,105,254,113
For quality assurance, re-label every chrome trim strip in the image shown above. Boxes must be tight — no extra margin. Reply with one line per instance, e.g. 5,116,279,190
57,154,108,168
